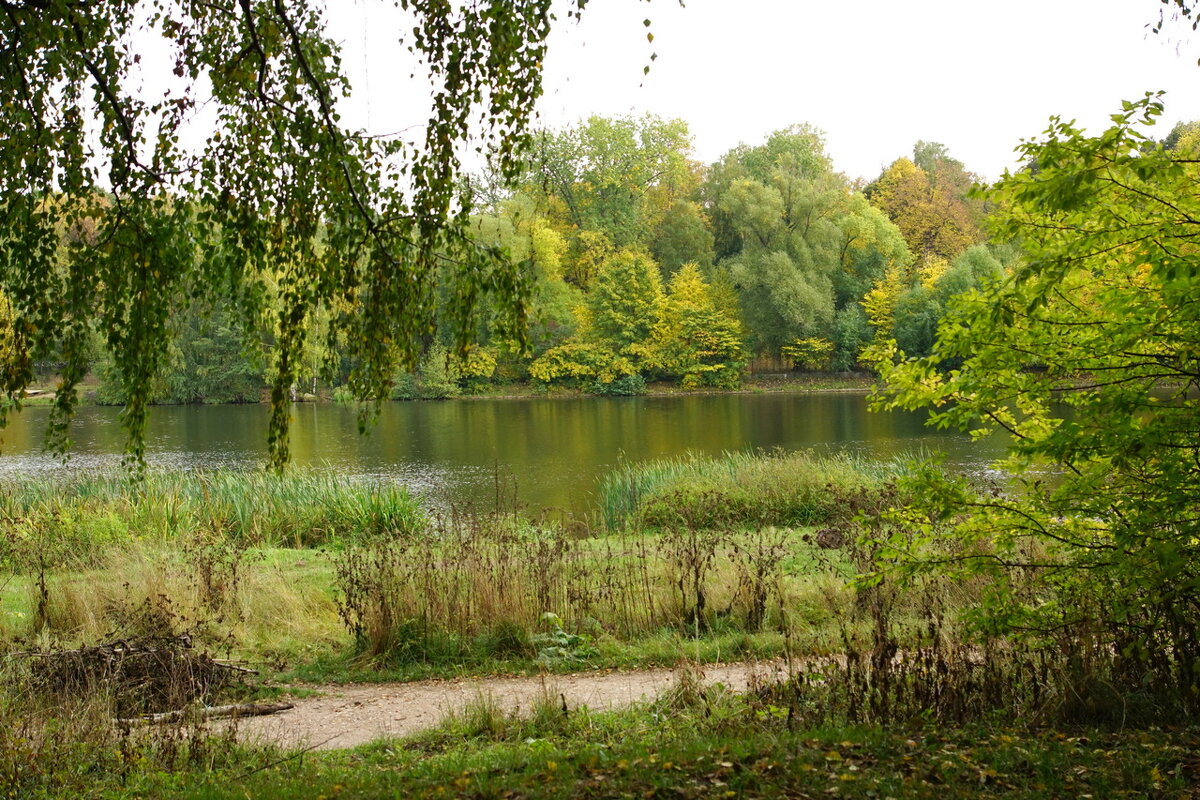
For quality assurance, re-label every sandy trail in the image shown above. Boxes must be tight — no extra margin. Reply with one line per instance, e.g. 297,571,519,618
231,660,791,751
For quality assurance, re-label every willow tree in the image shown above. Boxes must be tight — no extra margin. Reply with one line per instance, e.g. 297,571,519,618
711,127,910,363
0,0,585,467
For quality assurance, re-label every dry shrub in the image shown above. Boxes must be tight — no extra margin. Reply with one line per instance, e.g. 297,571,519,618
729,526,790,631
740,478,1197,730
333,507,667,661
19,595,248,718
182,523,253,616
657,522,723,632
0,652,258,798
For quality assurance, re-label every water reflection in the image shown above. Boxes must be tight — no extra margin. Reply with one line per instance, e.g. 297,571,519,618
0,394,1007,511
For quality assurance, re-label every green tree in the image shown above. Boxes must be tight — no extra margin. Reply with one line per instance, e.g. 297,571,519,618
831,305,871,371
650,263,745,388
868,244,1008,358
164,304,263,404
469,199,582,359
704,124,830,262
584,250,665,354
650,200,715,277
529,249,667,392
1162,119,1200,152
833,194,912,309
0,1,576,467
889,284,939,357
931,244,1005,303
867,96,1200,699
711,129,910,363
415,344,463,400
529,115,698,251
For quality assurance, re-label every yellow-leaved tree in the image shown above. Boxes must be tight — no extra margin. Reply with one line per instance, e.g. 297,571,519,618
868,157,981,262
649,263,746,388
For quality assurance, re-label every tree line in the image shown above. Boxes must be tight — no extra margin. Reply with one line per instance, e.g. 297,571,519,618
12,114,1199,404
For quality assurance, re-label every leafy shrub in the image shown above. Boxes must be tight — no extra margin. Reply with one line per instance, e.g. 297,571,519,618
781,337,834,371
528,341,637,386
416,343,461,399
868,98,1200,714
588,373,646,396
455,346,498,393
390,371,420,400
532,612,596,665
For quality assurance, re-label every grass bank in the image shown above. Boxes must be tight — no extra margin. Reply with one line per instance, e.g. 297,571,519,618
0,522,857,683
0,457,900,681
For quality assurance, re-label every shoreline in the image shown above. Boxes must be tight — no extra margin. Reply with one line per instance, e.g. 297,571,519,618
15,373,879,408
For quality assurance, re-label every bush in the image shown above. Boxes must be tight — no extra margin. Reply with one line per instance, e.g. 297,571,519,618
588,373,646,396
781,338,834,371
868,98,1200,713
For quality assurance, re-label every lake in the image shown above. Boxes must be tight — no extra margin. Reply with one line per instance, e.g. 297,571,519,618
0,393,1005,512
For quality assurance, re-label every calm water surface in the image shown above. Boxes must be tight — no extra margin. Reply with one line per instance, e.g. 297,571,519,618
0,394,1005,511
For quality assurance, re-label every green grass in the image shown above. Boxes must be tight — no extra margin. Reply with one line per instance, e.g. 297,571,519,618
227,722,1196,800
0,456,1194,798
4,684,1193,799
281,626,795,685
0,454,916,686
0,454,942,689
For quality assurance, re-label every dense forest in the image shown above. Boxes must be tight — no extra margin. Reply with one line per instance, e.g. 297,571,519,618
35,115,1197,405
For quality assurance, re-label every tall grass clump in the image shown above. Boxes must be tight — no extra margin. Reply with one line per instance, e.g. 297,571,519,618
598,450,895,531
0,468,424,568
332,500,848,665
333,508,667,662
741,477,1200,731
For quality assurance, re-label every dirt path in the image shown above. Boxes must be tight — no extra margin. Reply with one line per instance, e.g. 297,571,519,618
231,660,791,751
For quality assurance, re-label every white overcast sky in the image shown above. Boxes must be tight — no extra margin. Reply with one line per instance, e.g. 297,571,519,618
327,0,1198,183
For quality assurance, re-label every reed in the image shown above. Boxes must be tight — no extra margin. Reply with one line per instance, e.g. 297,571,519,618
331,502,851,665
0,468,424,568
597,449,895,531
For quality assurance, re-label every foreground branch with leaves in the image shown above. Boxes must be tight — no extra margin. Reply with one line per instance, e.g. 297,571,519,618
0,0,584,467
867,94,1200,709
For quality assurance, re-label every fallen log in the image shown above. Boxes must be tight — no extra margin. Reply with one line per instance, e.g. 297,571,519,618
119,701,294,726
